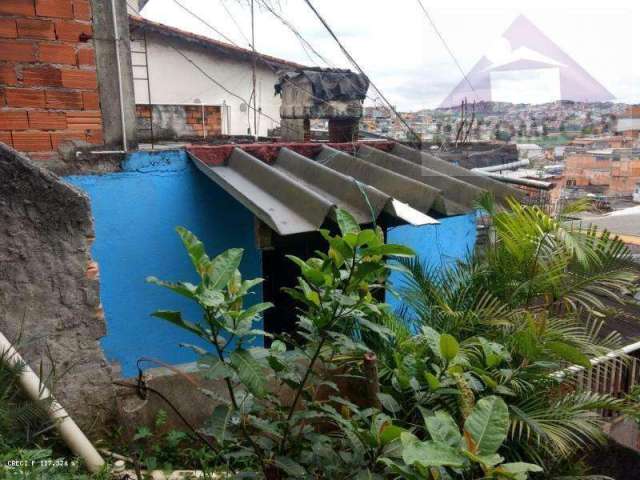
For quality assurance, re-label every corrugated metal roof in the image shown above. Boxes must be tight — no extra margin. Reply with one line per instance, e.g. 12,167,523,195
188,142,521,236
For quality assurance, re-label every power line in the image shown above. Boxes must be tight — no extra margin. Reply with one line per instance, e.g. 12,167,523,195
163,0,367,120
415,0,475,95
219,0,253,48
302,0,421,146
172,0,238,46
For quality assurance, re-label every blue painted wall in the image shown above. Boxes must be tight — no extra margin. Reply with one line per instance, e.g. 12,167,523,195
65,150,262,377
386,213,477,309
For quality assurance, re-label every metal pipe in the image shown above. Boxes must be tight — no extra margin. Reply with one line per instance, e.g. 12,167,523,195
478,171,553,189
111,0,128,152
0,330,105,473
472,159,530,172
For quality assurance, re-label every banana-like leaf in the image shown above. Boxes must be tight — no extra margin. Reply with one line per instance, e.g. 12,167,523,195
463,395,509,456
400,432,466,468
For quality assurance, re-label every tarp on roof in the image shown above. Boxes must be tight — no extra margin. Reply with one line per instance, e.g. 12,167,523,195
275,68,369,102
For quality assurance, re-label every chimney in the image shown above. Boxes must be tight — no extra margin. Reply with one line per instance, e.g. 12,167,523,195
275,68,369,142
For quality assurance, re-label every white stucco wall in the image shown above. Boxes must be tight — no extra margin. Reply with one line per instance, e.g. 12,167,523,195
131,33,282,137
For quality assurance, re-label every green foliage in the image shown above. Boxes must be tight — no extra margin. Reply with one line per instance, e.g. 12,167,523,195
380,194,640,474
147,213,421,478
142,200,639,478
381,397,541,479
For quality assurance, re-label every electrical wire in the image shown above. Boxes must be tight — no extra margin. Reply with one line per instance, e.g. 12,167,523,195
172,0,238,46
219,0,253,48
415,0,476,95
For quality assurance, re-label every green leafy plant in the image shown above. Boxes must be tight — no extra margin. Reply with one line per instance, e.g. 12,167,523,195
148,212,416,478
381,396,541,479
377,194,640,474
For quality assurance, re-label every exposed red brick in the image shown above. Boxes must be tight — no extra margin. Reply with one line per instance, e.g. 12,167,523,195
0,88,5,106
38,42,76,64
50,129,84,148
45,89,82,108
0,131,12,147
0,111,28,129
0,40,36,62
0,0,35,16
76,47,94,65
22,65,63,86
54,20,91,42
82,90,98,110
28,111,66,129
72,0,90,20
0,64,18,85
12,131,52,151
0,19,18,39
36,0,73,18
5,88,45,107
60,69,96,88
85,128,102,144
17,18,56,40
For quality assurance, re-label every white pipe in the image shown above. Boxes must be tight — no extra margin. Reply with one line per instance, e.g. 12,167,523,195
0,330,105,473
111,0,128,152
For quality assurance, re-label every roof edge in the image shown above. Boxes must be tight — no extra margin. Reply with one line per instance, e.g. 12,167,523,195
128,14,307,70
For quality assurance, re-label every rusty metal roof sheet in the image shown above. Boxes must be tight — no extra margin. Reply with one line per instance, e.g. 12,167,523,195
188,142,521,236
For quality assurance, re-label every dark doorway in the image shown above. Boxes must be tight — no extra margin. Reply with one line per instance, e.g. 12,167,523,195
261,229,328,341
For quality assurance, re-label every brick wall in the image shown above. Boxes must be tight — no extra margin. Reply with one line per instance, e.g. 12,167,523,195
0,0,103,163
135,103,221,142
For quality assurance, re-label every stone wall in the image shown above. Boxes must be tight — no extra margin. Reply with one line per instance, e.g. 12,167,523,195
0,142,116,432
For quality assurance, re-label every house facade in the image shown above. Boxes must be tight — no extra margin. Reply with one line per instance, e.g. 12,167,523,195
127,14,304,141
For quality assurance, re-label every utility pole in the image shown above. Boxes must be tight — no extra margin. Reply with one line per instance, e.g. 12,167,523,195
250,0,258,140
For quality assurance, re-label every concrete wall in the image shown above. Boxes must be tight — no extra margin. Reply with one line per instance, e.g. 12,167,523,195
386,212,478,309
0,143,116,431
90,0,137,149
131,32,281,137
65,150,262,377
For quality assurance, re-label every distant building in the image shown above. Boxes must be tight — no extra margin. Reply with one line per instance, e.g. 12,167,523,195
564,148,640,196
616,106,640,139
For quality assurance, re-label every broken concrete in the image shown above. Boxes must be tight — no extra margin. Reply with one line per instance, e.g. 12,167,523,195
0,143,117,433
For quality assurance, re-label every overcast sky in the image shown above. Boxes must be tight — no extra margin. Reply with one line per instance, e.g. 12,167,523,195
140,0,639,111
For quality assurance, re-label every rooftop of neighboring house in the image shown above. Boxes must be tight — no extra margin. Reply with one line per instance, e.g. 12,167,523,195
572,203,640,243
128,14,306,70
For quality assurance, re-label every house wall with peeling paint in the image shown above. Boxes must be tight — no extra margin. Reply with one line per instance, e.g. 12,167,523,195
65,149,262,377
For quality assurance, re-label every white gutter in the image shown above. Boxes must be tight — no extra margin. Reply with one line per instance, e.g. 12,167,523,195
0,330,105,473
111,0,128,152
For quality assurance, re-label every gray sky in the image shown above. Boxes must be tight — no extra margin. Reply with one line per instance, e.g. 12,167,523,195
141,0,638,111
